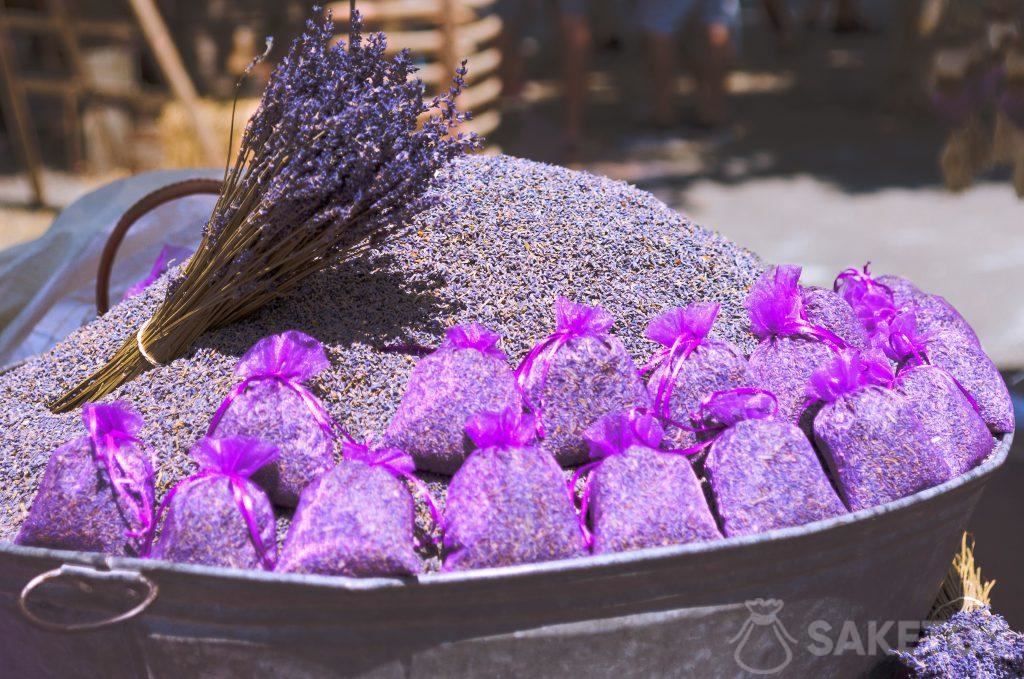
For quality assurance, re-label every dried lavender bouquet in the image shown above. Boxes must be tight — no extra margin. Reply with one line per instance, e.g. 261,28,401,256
50,9,478,412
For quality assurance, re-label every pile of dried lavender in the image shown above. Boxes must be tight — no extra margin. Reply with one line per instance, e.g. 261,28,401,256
0,154,765,541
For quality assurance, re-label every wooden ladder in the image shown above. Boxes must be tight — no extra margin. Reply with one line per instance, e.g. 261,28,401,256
0,0,218,207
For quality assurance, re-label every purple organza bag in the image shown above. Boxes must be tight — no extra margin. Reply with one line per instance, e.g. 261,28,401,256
699,389,846,537
834,264,980,347
642,302,752,449
442,408,586,571
875,272,980,345
576,410,720,554
208,330,336,507
746,265,844,427
17,402,154,556
837,268,1011,433
383,323,521,474
151,437,278,570
800,286,869,350
810,350,955,511
883,313,995,475
516,297,650,467
277,440,430,577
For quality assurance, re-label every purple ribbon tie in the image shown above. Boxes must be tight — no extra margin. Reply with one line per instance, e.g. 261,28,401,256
83,403,154,550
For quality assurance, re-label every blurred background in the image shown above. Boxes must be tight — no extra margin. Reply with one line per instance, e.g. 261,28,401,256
0,0,1021,622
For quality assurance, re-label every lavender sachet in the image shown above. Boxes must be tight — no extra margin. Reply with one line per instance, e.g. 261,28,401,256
516,297,650,466
383,323,521,474
800,286,869,350
442,408,586,571
700,388,846,536
151,437,278,570
746,265,844,428
643,302,752,449
17,402,154,556
578,410,720,554
884,314,997,474
810,350,954,511
277,440,429,577
207,330,336,508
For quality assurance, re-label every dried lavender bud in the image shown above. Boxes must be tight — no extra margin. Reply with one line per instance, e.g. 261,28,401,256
384,324,520,474
0,154,765,544
209,331,336,507
704,418,846,536
813,385,953,511
643,303,753,449
582,411,720,554
924,330,1015,434
16,402,154,556
896,365,995,476
895,608,1024,678
276,456,421,577
442,409,585,571
518,298,650,467
801,286,869,350
151,437,277,569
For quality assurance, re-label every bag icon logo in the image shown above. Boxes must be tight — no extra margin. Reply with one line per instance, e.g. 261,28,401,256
729,598,797,675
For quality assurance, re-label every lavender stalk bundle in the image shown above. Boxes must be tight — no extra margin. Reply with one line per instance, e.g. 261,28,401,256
643,302,752,449
208,331,336,507
49,10,478,413
746,265,845,428
16,402,154,556
699,389,846,536
809,350,954,511
578,410,720,554
516,297,650,467
384,323,521,474
277,440,425,577
442,408,586,571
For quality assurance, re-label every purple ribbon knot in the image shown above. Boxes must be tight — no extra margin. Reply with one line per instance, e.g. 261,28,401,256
83,402,154,550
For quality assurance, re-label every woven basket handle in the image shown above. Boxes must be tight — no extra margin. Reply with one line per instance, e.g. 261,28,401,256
95,178,222,315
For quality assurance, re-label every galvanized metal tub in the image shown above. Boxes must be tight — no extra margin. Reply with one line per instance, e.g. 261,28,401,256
0,434,1010,678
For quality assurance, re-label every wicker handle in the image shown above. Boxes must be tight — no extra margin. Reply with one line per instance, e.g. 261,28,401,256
96,178,222,315
19,564,159,632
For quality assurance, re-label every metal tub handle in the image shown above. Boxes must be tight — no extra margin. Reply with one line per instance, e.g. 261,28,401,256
19,564,158,632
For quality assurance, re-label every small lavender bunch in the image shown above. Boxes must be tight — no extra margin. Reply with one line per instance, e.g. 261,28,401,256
896,608,1024,678
52,8,478,412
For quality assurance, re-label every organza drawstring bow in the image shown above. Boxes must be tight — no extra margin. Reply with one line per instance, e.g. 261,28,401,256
805,349,895,407
342,439,442,546
573,410,666,548
153,436,278,568
640,302,720,427
441,323,508,360
833,262,898,334
879,312,984,416
83,402,155,551
207,330,346,441
515,297,615,437
747,265,847,349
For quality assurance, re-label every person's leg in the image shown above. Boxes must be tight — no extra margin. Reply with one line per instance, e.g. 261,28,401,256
695,0,739,126
497,0,527,99
557,0,591,149
637,0,693,127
